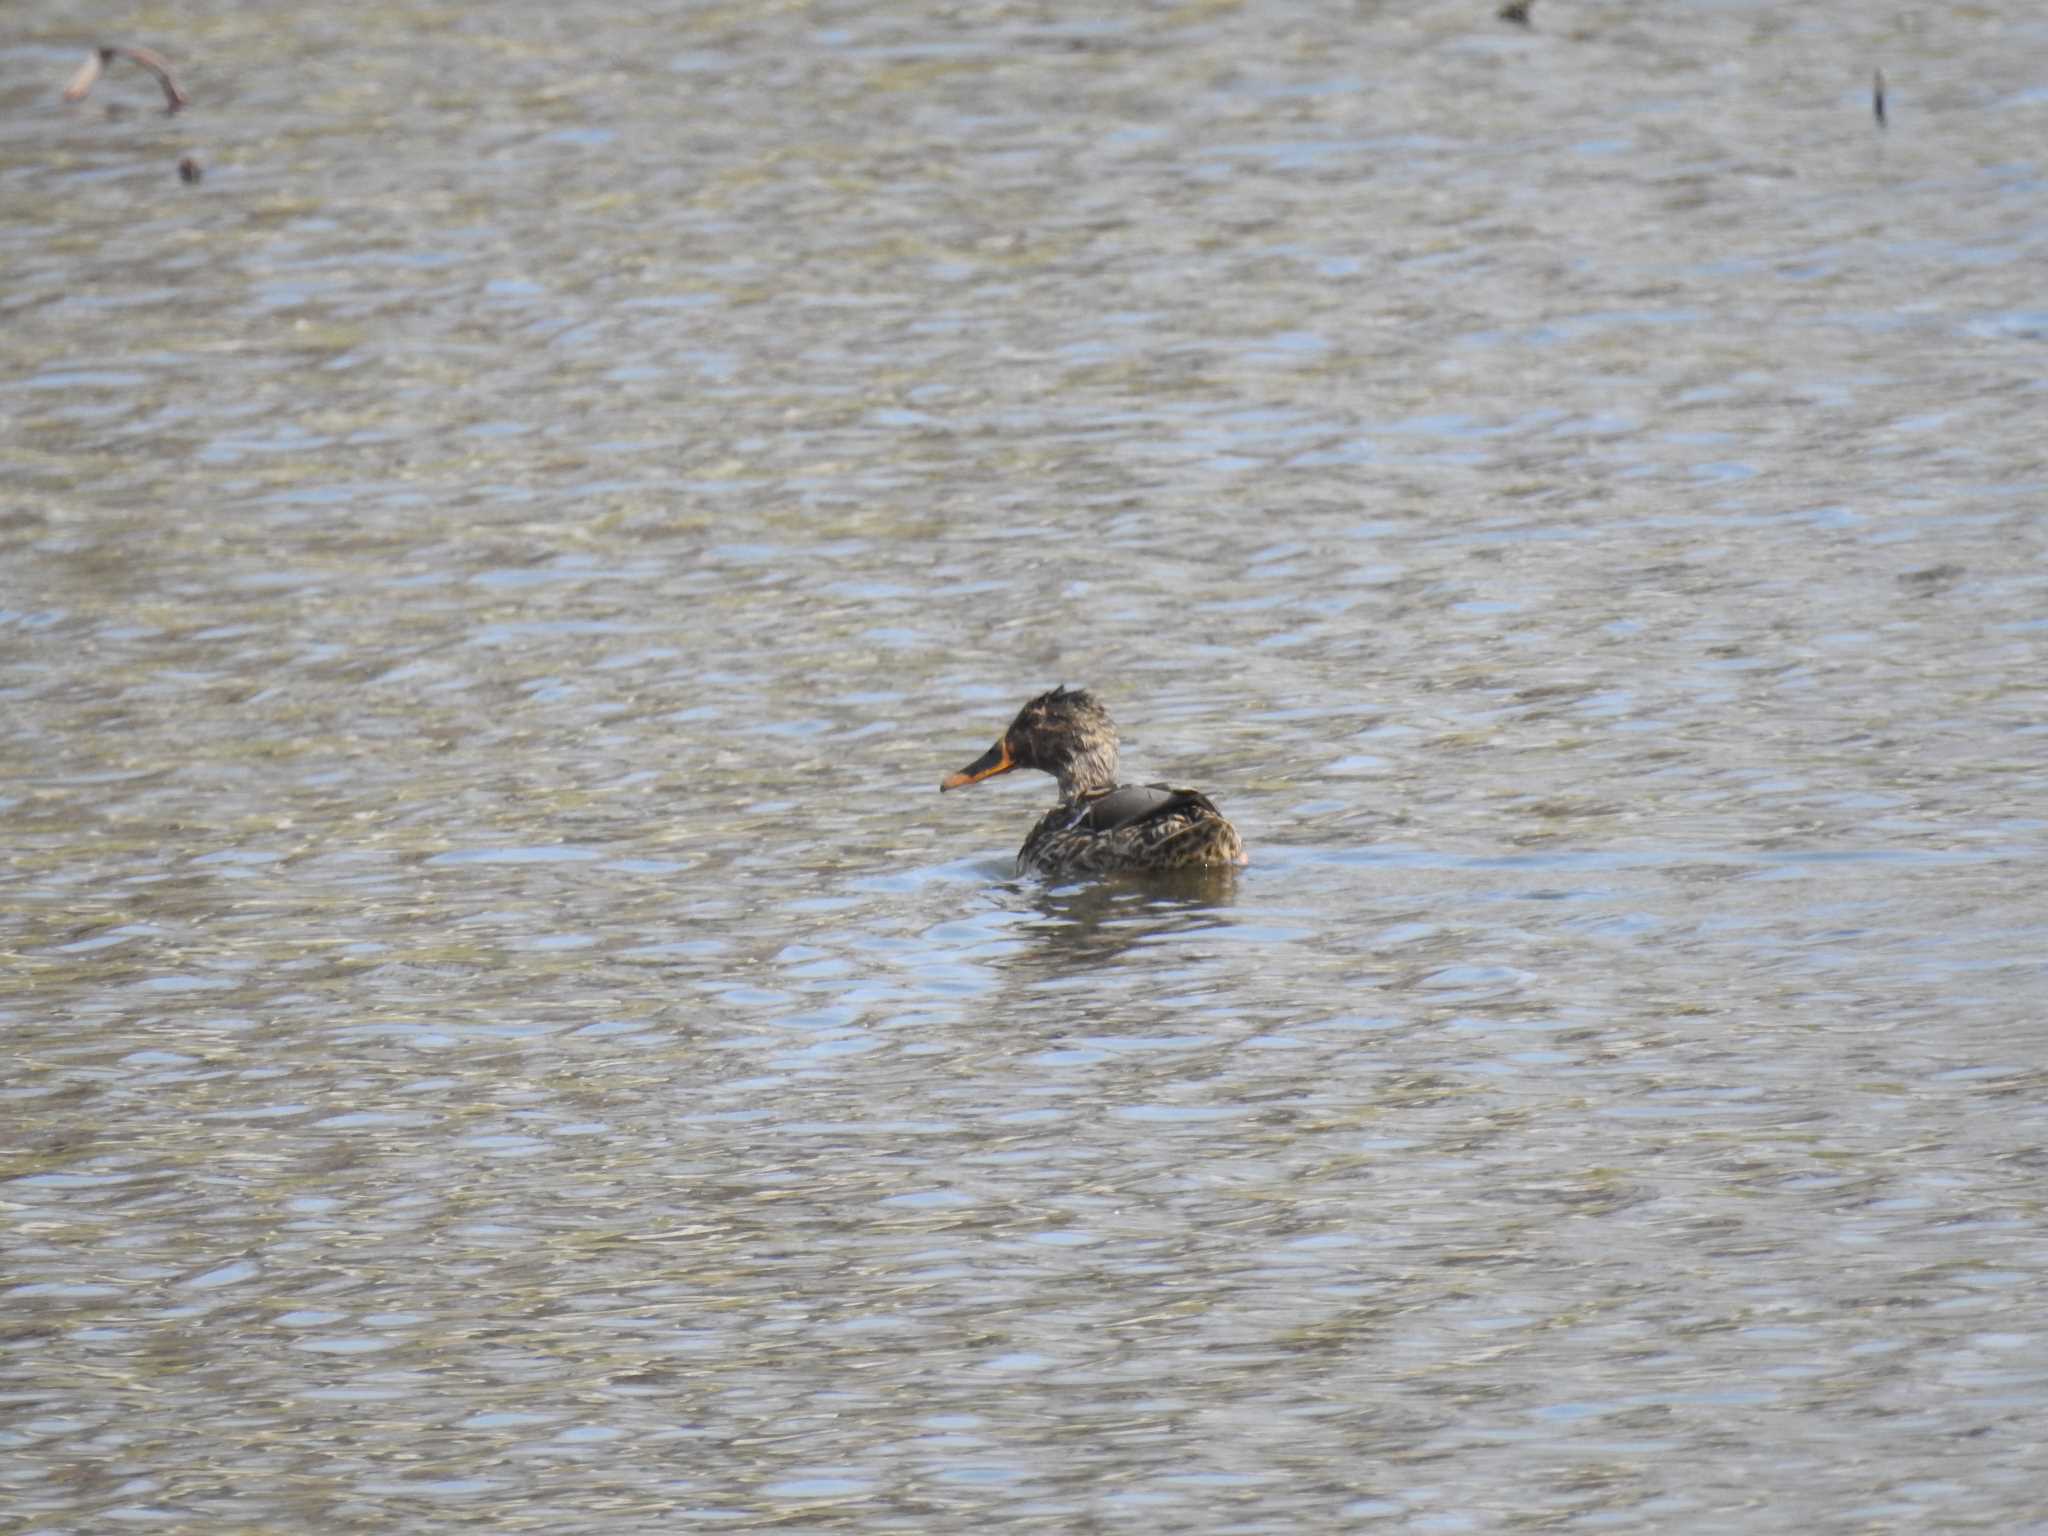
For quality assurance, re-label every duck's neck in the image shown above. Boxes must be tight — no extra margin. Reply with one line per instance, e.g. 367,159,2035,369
1056,745,1119,801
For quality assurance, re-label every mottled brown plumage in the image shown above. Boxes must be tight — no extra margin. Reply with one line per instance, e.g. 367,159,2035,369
939,687,1247,878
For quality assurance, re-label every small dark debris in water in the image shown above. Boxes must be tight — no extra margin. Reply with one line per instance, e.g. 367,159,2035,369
1499,0,1533,24
1899,564,1963,592
1873,69,1886,129
178,155,203,184
1892,561,1957,593
61,44,188,115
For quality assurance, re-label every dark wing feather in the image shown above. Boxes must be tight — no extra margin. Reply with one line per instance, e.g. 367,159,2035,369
1070,783,1199,833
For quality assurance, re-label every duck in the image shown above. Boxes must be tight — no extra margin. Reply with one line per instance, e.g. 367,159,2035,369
939,686,1247,878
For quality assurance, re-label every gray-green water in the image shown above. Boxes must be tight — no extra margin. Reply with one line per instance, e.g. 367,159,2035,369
5,2,2047,1530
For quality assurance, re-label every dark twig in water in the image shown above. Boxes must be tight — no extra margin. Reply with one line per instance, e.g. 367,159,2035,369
1498,1,1533,24
1873,69,1886,129
61,45,189,115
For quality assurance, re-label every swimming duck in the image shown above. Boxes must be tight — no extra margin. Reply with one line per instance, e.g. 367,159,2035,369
940,686,1247,877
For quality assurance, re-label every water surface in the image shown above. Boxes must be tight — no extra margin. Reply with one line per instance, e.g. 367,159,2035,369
5,1,2046,1529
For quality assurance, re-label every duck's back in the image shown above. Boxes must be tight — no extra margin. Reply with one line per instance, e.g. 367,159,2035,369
1020,782,1246,876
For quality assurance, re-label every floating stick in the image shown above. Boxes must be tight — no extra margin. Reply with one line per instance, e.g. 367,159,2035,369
61,45,188,115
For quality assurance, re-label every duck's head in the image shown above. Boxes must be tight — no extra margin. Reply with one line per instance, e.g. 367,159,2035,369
940,686,1120,799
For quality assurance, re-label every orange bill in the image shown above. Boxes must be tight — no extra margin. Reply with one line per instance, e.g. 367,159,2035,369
940,739,1013,792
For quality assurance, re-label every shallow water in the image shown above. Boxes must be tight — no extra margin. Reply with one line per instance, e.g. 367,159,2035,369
5,1,2047,1530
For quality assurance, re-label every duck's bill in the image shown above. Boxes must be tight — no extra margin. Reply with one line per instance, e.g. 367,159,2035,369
940,740,1013,791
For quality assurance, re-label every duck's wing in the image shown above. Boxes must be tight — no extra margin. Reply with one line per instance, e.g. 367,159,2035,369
1070,783,1218,832
1021,784,1243,876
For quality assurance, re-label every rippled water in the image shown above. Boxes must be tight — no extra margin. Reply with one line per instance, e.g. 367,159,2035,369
6,1,2047,1529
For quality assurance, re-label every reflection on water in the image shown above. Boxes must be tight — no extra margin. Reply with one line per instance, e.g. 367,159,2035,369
6,0,2048,1529
1018,869,1241,968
